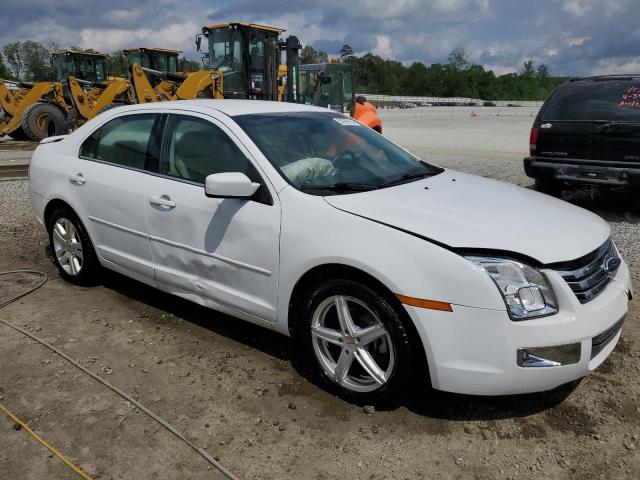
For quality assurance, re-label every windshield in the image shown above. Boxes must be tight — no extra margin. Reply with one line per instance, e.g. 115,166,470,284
235,112,442,194
208,28,244,93
126,52,177,73
57,55,105,82
150,52,178,72
543,80,640,122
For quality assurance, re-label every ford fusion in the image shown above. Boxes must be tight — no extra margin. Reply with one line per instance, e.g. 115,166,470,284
29,100,633,402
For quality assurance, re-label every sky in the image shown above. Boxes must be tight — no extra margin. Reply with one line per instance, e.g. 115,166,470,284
1,0,639,76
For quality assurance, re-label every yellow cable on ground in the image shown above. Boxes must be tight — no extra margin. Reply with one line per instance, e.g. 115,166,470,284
0,402,94,480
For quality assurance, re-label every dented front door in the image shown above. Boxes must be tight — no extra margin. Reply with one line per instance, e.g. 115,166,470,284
144,177,281,322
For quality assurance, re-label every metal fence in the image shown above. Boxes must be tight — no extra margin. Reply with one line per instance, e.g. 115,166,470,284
357,94,544,108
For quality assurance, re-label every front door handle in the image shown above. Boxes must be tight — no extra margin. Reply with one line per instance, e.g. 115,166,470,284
69,173,86,185
149,195,176,209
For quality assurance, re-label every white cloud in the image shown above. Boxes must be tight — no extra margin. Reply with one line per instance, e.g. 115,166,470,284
563,0,592,16
372,35,392,57
590,57,640,75
76,21,199,54
567,36,590,46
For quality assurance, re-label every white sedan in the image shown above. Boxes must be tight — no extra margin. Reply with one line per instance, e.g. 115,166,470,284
29,100,633,402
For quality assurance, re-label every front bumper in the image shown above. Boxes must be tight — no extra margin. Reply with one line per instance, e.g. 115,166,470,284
524,156,640,187
406,259,632,395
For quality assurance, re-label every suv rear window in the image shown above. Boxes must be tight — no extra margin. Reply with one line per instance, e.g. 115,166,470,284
542,80,640,122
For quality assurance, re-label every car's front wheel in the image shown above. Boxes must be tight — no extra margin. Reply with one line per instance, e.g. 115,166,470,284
298,278,415,404
48,207,99,285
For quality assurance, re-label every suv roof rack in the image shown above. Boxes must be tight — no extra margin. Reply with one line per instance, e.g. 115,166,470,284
570,74,640,82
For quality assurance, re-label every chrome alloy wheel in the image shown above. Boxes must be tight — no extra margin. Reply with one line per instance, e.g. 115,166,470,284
311,295,395,393
52,218,84,275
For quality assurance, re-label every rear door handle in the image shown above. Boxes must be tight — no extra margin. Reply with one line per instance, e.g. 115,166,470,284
69,173,86,185
149,195,176,209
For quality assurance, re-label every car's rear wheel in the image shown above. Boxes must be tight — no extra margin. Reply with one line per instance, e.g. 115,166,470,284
535,178,563,197
48,207,99,285
297,278,414,404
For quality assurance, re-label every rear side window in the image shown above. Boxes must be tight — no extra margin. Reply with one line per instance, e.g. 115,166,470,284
543,80,640,122
80,114,158,169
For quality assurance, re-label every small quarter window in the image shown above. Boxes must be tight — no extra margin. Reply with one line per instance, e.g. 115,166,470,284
80,114,158,170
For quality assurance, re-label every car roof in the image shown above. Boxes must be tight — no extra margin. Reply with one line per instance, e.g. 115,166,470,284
112,99,332,117
569,74,640,83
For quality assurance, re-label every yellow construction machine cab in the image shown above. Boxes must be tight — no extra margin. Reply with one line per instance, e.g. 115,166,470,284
123,47,180,74
197,22,301,101
52,50,106,83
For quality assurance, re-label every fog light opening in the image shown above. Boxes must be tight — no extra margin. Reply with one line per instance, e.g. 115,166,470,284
517,343,581,368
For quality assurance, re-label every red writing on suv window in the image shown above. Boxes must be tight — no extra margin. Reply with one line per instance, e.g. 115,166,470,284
619,86,640,107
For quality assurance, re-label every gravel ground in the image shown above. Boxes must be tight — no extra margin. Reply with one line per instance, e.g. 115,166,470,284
0,109,639,479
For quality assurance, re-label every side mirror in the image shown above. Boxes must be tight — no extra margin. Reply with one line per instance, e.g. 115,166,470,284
195,34,202,53
205,172,260,199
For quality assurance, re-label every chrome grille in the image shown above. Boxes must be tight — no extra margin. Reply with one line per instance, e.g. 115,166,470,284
553,239,619,304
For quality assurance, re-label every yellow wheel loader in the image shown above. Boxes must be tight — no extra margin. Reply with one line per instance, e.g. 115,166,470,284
0,79,68,140
61,50,129,124
1,50,120,141
124,47,223,103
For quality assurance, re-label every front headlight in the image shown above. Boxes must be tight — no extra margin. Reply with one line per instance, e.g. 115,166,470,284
466,256,558,320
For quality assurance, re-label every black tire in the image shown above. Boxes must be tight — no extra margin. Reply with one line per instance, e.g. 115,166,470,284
295,278,415,405
47,207,100,286
535,178,562,197
21,102,67,141
8,127,31,141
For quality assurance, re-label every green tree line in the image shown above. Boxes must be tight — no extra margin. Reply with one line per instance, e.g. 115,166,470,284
2,40,564,101
303,45,566,101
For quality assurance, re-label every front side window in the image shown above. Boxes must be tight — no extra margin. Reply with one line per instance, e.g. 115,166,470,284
80,114,158,170
161,115,251,184
235,112,442,195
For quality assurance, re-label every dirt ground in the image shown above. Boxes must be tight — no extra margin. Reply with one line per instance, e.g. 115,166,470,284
1,109,639,479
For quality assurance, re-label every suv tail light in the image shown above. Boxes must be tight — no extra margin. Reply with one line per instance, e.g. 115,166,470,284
529,127,539,153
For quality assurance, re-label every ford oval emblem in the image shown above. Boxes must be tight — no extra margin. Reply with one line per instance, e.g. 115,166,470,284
603,256,621,273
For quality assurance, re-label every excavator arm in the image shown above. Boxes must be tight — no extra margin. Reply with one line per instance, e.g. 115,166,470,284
129,63,223,102
129,63,158,103
175,70,223,99
0,80,25,117
67,76,129,121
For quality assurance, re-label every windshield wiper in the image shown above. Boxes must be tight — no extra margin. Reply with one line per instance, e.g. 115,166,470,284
380,171,434,187
299,182,379,192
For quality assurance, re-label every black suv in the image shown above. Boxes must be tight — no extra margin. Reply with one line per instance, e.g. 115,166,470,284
524,75,640,196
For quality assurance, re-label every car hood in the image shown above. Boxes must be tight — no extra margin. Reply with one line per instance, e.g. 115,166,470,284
324,170,610,265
